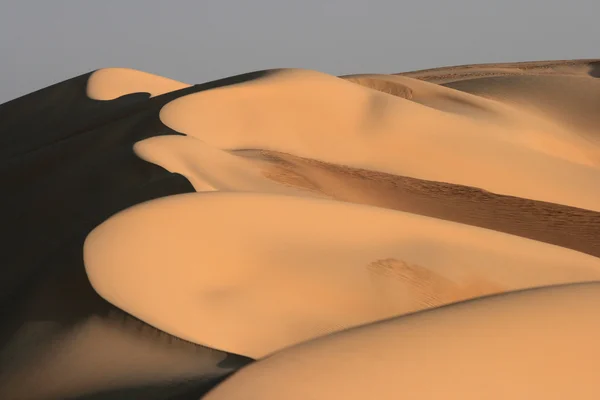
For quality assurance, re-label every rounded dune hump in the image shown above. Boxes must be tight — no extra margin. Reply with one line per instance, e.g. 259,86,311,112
84,192,600,358
203,282,600,400
444,74,600,155
86,67,191,100
5,58,600,399
344,73,508,119
158,67,600,211
133,135,320,197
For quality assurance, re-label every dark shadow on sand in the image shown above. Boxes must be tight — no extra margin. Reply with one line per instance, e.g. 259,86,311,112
0,69,269,399
64,373,234,400
589,61,600,78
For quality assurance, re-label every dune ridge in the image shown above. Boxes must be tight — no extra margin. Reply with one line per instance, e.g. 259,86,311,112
2,59,600,399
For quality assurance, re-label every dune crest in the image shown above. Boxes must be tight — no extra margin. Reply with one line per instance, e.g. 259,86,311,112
86,67,190,100
157,68,600,211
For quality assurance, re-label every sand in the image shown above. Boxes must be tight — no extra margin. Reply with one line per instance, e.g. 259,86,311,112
84,191,600,358
157,68,600,211
202,282,600,400
2,59,600,399
86,67,190,100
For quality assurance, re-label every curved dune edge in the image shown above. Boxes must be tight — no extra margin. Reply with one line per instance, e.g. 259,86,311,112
133,135,322,198
202,281,600,400
157,68,600,211
133,133,600,257
86,67,191,100
83,192,600,358
232,149,600,257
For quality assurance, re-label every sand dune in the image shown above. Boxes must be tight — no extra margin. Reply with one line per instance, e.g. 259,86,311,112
86,67,191,100
2,59,600,399
203,282,600,400
158,68,600,211
84,192,600,358
0,313,247,400
232,149,600,257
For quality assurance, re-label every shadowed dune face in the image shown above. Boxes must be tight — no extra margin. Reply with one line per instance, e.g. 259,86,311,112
3,60,600,398
590,61,600,78
0,311,250,400
0,68,264,400
233,149,600,258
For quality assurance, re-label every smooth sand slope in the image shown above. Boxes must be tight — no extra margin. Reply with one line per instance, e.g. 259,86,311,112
84,192,600,358
203,282,600,400
2,60,600,399
156,67,600,211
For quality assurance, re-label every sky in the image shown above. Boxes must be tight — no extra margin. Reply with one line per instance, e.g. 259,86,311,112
0,0,598,103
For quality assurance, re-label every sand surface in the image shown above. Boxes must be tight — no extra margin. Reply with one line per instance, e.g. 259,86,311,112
84,192,600,358
86,67,191,100
2,59,600,399
203,282,600,400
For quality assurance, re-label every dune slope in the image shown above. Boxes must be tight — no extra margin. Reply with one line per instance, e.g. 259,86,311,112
203,282,600,400
84,192,600,358
2,60,600,399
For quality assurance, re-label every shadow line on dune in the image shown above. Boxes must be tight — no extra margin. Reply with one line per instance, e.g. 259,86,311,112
239,150,600,258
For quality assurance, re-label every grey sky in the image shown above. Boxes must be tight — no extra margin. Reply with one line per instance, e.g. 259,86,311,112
0,0,598,103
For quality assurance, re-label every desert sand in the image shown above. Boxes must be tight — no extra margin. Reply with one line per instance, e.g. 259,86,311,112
83,191,600,358
1,59,599,399
202,282,600,400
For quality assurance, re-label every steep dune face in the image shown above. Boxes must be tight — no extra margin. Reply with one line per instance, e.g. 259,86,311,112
230,150,600,258
202,282,600,400
0,314,245,400
3,59,600,399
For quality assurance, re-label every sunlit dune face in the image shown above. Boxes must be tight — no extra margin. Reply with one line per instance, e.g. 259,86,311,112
202,282,600,400
81,64,600,359
8,59,600,399
86,67,190,100
83,192,600,358
155,68,600,211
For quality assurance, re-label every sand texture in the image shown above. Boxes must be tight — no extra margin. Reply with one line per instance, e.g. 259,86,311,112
1,60,599,399
203,282,600,400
